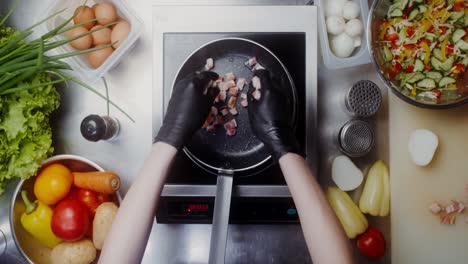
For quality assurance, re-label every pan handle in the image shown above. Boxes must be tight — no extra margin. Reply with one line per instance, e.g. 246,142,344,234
208,172,234,264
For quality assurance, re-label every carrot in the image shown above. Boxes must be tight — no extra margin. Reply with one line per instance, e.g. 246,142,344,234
72,171,120,194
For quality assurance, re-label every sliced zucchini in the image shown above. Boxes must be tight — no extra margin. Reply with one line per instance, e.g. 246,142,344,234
464,14,468,27
417,78,436,89
440,56,455,72
407,72,426,83
408,9,419,20
383,46,393,62
433,48,443,61
418,5,427,13
456,40,468,51
397,0,409,10
424,34,435,42
413,0,423,3
452,29,466,43
390,8,404,18
414,59,424,72
450,12,464,21
439,77,457,87
425,71,443,82
431,57,442,71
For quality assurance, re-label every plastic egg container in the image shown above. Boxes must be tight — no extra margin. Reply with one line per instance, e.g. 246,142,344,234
316,0,371,69
36,0,143,83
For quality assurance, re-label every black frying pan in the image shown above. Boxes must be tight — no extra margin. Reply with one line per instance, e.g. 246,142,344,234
172,38,297,263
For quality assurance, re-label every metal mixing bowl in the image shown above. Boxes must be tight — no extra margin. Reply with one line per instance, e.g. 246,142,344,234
367,0,468,109
9,155,121,264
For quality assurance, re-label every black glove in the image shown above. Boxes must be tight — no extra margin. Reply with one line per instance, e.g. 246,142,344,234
155,71,219,149
247,69,299,161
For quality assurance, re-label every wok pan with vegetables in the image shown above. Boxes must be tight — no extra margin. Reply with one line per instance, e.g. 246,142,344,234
172,38,297,263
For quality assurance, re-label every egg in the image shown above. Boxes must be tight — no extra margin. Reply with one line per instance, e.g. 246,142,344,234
342,1,361,20
330,33,355,58
94,2,118,25
325,1,343,17
326,16,346,35
73,5,96,30
111,21,131,49
91,25,112,45
354,36,362,48
88,45,113,68
66,26,93,50
345,19,364,37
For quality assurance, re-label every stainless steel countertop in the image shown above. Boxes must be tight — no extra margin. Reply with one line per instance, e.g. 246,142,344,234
0,0,390,263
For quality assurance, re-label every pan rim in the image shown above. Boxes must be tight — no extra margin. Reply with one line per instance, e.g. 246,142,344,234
170,37,297,173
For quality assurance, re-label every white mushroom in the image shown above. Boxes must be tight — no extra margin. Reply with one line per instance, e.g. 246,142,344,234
342,1,361,20
345,19,364,37
330,33,355,58
326,16,346,35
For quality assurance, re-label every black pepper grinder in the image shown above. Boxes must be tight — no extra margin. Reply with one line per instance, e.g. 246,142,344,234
81,115,120,142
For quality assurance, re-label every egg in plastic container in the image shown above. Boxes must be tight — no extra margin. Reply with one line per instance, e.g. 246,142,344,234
35,0,143,83
316,0,371,69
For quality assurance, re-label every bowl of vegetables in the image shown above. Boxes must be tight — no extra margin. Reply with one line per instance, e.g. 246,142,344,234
368,0,468,108
9,154,121,264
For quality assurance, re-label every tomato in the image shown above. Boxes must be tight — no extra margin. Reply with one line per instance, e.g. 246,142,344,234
77,189,110,218
425,63,432,71
403,4,415,18
432,89,442,98
384,33,399,41
446,44,455,55
356,227,386,259
428,25,435,33
405,65,414,73
390,41,399,50
403,43,416,50
440,26,448,36
418,38,431,47
388,62,402,78
406,27,415,38
51,199,89,241
453,1,465,12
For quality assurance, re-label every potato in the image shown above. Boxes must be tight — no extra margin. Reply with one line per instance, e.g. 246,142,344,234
51,239,96,264
93,202,118,250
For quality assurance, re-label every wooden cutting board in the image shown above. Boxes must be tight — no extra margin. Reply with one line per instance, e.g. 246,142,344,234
389,93,468,264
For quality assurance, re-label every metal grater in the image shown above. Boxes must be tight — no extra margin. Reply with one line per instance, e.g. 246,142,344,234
339,120,375,157
345,80,382,117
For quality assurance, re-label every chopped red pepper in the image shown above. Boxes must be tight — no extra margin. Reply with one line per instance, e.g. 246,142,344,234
446,44,455,55
453,2,465,12
425,63,432,71
453,63,466,74
384,33,399,42
405,65,415,73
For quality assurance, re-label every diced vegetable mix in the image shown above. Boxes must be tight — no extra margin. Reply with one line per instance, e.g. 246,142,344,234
381,0,468,104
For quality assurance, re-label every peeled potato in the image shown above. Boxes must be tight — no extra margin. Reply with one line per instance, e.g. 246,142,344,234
408,129,439,166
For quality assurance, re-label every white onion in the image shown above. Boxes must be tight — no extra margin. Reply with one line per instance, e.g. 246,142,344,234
408,129,439,166
332,155,364,191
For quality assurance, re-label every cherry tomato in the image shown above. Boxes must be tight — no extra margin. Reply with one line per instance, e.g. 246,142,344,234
405,65,414,73
356,227,386,259
406,27,415,38
432,89,442,98
51,199,89,241
384,33,399,42
453,63,466,74
78,189,110,218
425,63,432,71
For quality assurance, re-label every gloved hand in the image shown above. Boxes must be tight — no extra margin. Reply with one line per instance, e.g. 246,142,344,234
155,71,219,149
247,69,299,161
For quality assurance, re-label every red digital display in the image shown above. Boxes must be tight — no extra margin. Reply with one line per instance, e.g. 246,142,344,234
185,204,209,213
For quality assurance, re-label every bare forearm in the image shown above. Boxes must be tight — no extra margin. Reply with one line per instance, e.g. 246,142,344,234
279,153,354,264
99,142,177,264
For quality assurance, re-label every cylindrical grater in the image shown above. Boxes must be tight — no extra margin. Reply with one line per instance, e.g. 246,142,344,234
338,120,375,157
345,80,382,117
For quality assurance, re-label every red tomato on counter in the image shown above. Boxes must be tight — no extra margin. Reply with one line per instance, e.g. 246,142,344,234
356,227,386,259
51,199,90,241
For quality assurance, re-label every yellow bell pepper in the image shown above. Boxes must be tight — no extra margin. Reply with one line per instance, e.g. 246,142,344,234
420,41,431,66
327,187,368,239
359,160,390,217
20,190,62,248
441,37,449,61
